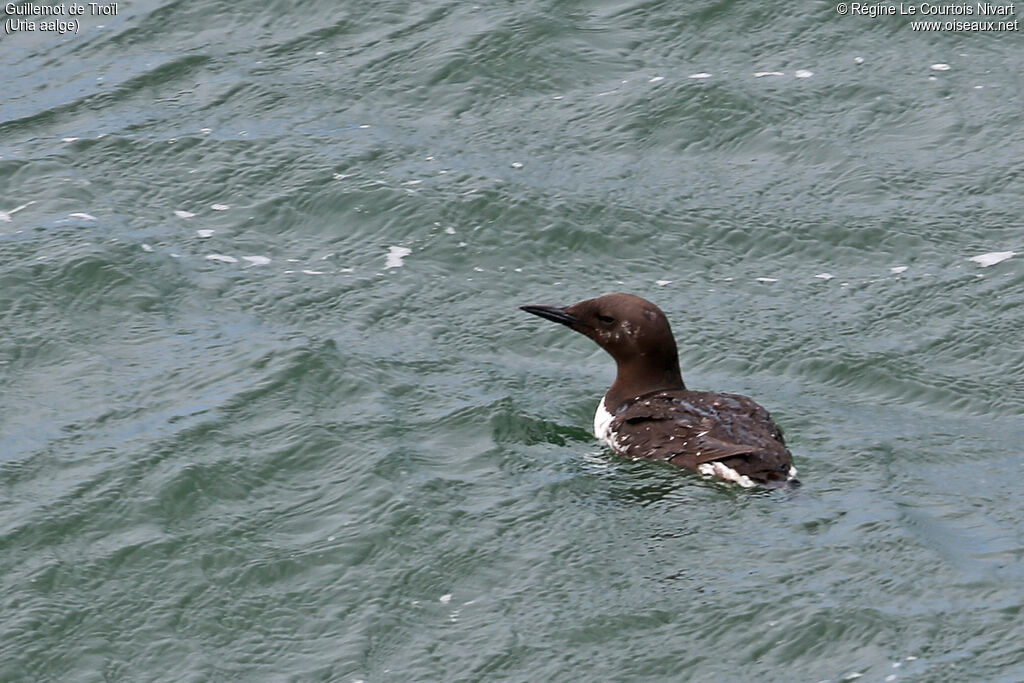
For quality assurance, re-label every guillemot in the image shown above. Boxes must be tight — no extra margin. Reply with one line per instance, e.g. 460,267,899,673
521,293,799,488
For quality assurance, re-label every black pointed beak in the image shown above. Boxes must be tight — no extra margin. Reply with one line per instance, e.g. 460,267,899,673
520,304,580,328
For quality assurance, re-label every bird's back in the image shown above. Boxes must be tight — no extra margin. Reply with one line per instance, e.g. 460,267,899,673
599,389,796,487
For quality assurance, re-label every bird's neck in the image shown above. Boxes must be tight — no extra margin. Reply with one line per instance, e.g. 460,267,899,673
605,355,686,411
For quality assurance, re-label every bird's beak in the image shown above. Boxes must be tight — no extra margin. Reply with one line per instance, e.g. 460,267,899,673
519,304,580,328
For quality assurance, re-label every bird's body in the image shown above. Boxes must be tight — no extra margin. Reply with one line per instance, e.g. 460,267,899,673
521,293,799,488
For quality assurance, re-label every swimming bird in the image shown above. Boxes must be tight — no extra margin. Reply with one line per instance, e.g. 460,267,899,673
520,293,799,488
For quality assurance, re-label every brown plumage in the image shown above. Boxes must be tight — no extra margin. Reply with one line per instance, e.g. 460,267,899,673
520,293,799,488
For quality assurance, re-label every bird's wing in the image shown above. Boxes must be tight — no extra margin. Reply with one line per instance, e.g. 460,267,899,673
608,392,791,477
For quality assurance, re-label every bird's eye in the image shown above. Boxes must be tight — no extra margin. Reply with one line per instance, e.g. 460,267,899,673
597,314,614,324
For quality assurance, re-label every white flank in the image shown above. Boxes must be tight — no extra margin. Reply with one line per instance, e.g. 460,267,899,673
697,462,756,488
593,397,614,446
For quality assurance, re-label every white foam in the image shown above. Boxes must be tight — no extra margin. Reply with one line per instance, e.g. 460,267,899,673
211,203,230,211
444,226,456,234
141,244,154,252
69,212,96,220
969,251,1015,267
385,246,411,269
649,76,664,83
301,269,324,275
174,210,195,219
196,229,214,238
511,162,523,168
689,73,712,79
200,128,212,135
205,254,238,263
931,63,951,71
0,201,35,222
795,70,814,78
439,594,452,604
890,265,908,274
62,137,79,142
656,280,672,286
242,255,271,265
756,277,779,283
754,71,784,77
814,273,834,280
854,56,864,64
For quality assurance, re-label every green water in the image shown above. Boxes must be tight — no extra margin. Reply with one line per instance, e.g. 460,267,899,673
2,1,1023,680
